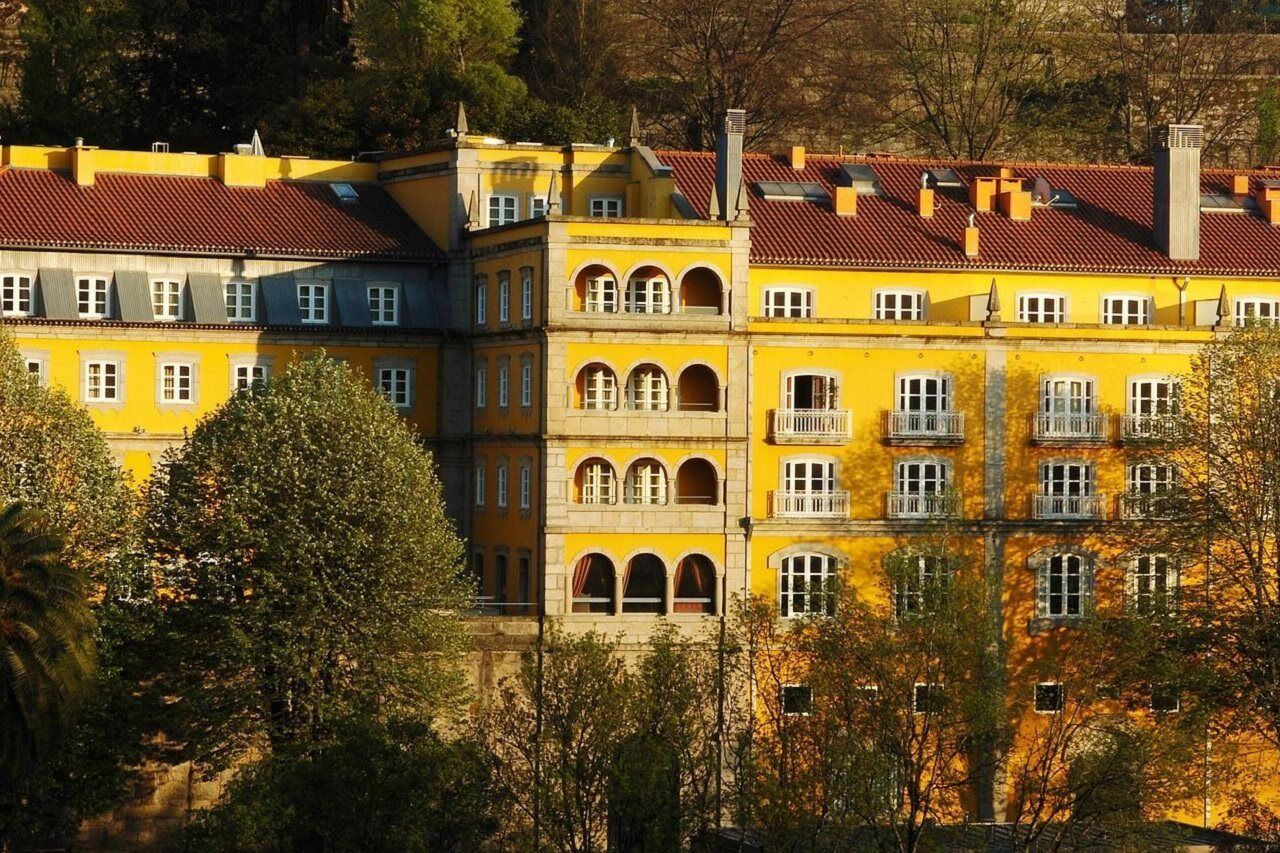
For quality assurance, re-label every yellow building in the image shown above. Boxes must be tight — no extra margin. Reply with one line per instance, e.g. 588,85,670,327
6,116,1280,825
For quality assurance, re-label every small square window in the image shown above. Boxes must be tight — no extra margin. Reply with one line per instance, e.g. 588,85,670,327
1150,685,1180,713
233,364,269,392
378,367,412,408
84,361,120,402
25,358,47,386
781,684,813,716
1035,683,1064,713
530,197,548,218
913,683,945,714
589,197,624,218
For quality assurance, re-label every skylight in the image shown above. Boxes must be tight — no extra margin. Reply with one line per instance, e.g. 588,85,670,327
837,164,883,195
754,181,829,202
926,168,963,188
1200,193,1258,213
1029,178,1080,209
331,183,360,204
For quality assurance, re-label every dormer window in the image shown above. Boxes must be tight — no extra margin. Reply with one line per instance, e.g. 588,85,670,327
152,279,183,321
77,276,111,319
1,274,32,317
487,194,519,227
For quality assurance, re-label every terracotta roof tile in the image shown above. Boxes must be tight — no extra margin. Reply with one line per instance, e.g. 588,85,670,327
0,167,440,260
660,150,1280,276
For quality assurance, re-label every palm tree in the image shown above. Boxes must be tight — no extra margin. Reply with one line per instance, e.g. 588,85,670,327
0,501,96,788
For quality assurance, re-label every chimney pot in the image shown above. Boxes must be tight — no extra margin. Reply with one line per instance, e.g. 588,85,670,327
788,146,805,170
834,185,857,217
917,187,935,218
964,222,979,257
1233,174,1250,196
1153,123,1202,261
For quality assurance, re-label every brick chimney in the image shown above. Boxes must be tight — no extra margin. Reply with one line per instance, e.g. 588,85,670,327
711,109,746,221
1153,124,1202,261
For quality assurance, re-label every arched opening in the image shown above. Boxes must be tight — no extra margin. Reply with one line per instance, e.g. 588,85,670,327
625,364,669,411
677,365,720,412
574,363,617,410
624,458,668,505
676,458,719,505
680,267,723,314
573,264,618,312
574,457,616,504
624,266,671,314
674,555,717,614
622,554,666,614
572,554,615,614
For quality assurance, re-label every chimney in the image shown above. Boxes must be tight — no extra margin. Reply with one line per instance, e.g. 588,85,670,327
788,146,805,170
712,109,746,221
918,173,935,218
964,214,979,257
1153,124,1202,261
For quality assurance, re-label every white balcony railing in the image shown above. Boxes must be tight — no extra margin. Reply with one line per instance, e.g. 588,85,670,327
1033,412,1107,442
1033,493,1107,519
1119,491,1172,519
888,410,965,441
1121,413,1178,441
772,409,852,443
886,491,961,519
770,490,851,518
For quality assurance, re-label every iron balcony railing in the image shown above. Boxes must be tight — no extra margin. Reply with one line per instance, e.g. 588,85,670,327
772,408,852,442
770,490,851,518
1033,493,1107,519
1033,411,1107,442
1121,413,1179,441
886,491,961,518
887,410,965,440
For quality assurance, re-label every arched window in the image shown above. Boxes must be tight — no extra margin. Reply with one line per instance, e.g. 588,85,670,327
674,555,717,614
892,553,950,619
679,267,722,314
1037,551,1093,619
577,364,617,410
1129,554,1177,616
677,365,720,412
575,458,616,504
625,364,669,411
623,554,666,613
575,265,617,312
625,268,671,314
780,552,837,618
625,459,668,505
572,554,615,613
675,458,719,505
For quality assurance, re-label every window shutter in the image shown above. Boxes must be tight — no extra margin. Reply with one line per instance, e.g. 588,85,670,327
187,272,229,324
114,270,154,322
261,276,301,325
333,277,371,327
37,268,76,319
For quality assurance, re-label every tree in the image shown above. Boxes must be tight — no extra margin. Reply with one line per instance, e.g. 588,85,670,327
144,355,471,768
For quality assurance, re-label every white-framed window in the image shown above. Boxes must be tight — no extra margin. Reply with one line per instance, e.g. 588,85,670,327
151,279,182,321
624,459,668,505
625,275,670,314
1035,683,1065,713
368,285,399,326
233,363,269,391
159,362,195,403
519,464,531,510
475,464,486,506
783,458,837,494
779,552,837,617
893,553,949,619
84,360,120,401
530,196,548,219
475,366,487,409
913,683,945,714
1041,461,1094,498
521,269,533,321
225,280,256,322
1129,377,1179,416
1128,461,1176,495
378,367,412,408
475,278,488,326
1130,554,1177,616
588,196,624,218
1102,294,1151,325
297,282,329,323
895,458,950,495
1018,293,1067,323
497,273,510,324
77,276,110,319
498,363,509,408
581,365,617,410
898,374,951,413
579,459,616,504
1,274,33,317
497,464,508,509
487,194,519,227
625,365,668,411
24,355,48,386
584,275,617,312
1042,376,1096,415
1235,297,1280,326
783,372,839,410
781,684,814,716
764,287,814,318
1037,551,1093,618
874,289,925,320
521,360,533,408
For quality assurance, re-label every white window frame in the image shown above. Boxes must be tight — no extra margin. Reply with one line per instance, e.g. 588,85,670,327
1018,292,1068,323
1129,554,1178,616
498,363,510,408
297,282,330,324
763,286,814,319
625,365,668,411
497,464,509,509
780,684,814,716
1128,376,1179,416
779,552,837,618
1101,293,1151,326
588,196,624,218
487,194,519,227
897,373,952,413
894,553,949,619
475,365,487,409
1041,461,1095,497
225,280,256,322
913,683,945,714
475,278,488,326
1041,375,1097,415
1,273,34,317
151,278,183,321
158,361,196,405
874,289,926,321
378,366,413,408
895,458,950,495
529,196,548,219
1235,296,1280,326
475,464,486,506
496,272,510,325
579,459,616,504
368,284,399,326
782,457,838,495
1034,683,1065,714
22,351,49,386
584,275,617,313
1128,461,1176,495
521,268,534,322
519,464,532,510
581,365,617,410
520,360,533,408
77,276,111,319
1037,551,1093,619
232,363,270,392
782,371,840,411
83,359,122,402
624,275,671,314
624,459,668,505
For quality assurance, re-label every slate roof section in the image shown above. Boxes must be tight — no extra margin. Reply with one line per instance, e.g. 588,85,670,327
0,166,441,260
659,150,1280,276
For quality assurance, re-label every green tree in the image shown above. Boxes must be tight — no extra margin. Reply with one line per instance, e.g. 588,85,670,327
144,355,470,768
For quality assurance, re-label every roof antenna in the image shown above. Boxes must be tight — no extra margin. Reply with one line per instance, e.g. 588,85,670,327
250,129,265,157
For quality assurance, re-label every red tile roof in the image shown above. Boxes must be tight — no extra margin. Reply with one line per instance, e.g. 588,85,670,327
659,151,1280,276
0,167,440,260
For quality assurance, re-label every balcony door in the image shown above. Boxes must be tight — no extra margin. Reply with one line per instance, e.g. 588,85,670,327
1129,379,1177,415
784,459,836,494
1042,463,1092,497
785,374,838,410
1042,377,1095,415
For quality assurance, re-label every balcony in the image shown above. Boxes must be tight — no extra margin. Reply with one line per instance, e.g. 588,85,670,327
1033,493,1107,520
1032,412,1107,444
1121,413,1178,442
770,490,850,518
886,491,961,519
886,410,965,444
1119,491,1173,519
771,409,852,444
